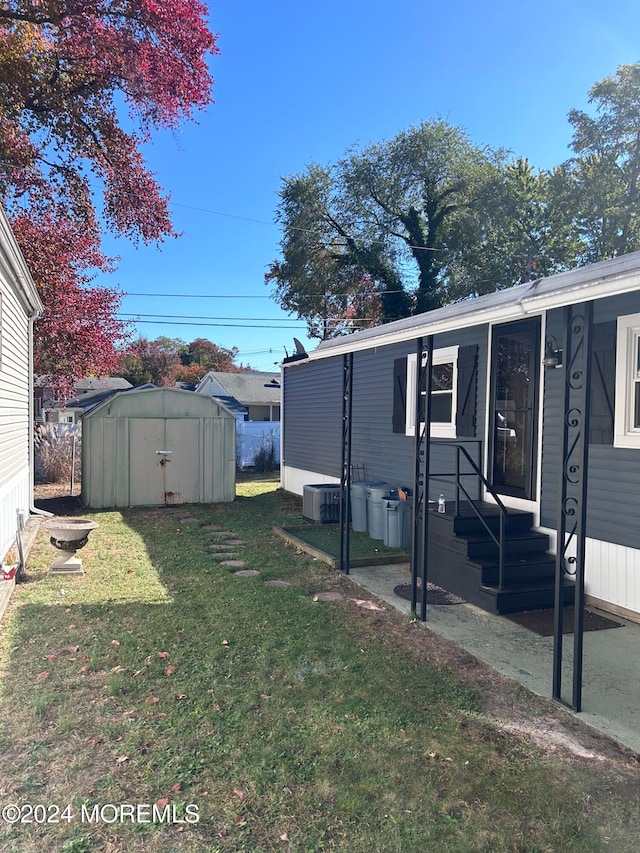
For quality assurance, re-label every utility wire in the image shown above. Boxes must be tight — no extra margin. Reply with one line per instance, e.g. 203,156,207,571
118,312,374,324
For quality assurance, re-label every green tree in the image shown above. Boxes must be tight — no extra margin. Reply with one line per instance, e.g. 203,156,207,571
556,62,640,262
267,120,524,338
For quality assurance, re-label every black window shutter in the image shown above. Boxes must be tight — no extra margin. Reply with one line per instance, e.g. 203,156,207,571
392,357,407,433
456,344,478,437
589,320,616,445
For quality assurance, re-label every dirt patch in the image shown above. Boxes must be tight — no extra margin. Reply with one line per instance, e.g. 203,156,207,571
34,482,82,517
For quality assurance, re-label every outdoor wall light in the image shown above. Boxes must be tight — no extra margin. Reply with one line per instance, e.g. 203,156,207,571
542,336,563,369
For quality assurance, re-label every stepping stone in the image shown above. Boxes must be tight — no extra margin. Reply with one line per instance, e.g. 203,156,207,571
233,569,260,577
220,560,246,568
312,591,345,602
352,598,385,611
201,524,222,531
224,539,246,547
179,516,202,524
208,531,236,538
264,579,291,588
209,543,233,551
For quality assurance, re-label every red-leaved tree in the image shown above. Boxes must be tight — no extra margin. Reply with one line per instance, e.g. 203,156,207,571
0,0,218,397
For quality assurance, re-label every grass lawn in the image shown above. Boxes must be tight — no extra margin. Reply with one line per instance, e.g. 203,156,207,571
0,477,637,852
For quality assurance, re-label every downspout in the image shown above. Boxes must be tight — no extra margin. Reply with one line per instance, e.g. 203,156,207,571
515,277,542,315
27,310,52,518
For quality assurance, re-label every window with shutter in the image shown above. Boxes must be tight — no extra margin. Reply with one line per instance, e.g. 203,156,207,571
405,346,459,438
614,313,640,448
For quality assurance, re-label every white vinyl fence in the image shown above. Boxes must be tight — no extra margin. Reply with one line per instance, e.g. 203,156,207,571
236,422,280,469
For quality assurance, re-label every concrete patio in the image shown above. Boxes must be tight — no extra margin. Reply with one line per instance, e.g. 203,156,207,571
347,561,640,756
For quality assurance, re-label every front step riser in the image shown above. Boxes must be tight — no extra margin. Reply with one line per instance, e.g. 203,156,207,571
453,516,534,537
466,536,550,561
479,563,556,586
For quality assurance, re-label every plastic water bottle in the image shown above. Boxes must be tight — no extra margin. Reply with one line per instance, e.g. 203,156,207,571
438,494,446,513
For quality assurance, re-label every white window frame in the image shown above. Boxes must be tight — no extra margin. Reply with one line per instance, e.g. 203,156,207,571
614,313,640,448
405,346,459,438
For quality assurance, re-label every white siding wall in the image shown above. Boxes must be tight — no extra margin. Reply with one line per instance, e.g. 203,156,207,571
585,538,640,616
0,271,31,558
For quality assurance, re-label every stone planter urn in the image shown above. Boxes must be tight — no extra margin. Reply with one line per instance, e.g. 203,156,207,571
43,517,99,575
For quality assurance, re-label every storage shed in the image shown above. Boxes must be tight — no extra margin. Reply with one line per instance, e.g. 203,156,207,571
81,387,236,508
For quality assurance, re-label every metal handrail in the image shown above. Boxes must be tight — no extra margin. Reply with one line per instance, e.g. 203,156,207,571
433,443,509,591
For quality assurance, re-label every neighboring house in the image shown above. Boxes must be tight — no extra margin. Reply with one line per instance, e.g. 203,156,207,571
281,252,640,622
0,206,43,563
196,371,281,468
196,371,281,421
37,377,133,424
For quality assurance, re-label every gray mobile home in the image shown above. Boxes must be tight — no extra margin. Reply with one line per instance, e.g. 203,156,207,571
281,252,640,622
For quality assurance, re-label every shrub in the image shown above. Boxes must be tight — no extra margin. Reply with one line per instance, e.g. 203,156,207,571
34,424,82,484
253,439,278,473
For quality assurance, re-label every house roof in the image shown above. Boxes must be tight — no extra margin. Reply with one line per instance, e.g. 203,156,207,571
64,387,125,412
196,371,281,405
74,377,133,394
210,395,248,417
299,251,640,362
0,205,42,317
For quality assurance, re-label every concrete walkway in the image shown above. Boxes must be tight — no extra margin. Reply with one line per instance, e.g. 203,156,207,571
347,561,640,756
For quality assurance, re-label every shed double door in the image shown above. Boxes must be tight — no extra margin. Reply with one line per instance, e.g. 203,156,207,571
129,418,200,506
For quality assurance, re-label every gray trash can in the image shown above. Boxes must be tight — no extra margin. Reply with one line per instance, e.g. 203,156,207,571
383,498,412,549
367,484,395,540
351,480,384,533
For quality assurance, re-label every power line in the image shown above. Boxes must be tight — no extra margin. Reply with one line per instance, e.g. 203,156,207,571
118,312,374,324
122,288,406,299
130,318,307,329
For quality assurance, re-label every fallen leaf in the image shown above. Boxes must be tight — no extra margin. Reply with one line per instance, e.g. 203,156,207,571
68,624,76,630
132,667,147,678
146,696,160,704
234,814,246,825
36,671,49,679
156,798,169,808
170,782,182,793
234,789,244,799
28,638,36,644
157,651,170,659
221,639,229,646
116,755,128,764
46,654,57,662
279,833,289,841
68,645,79,653
67,657,76,662
165,665,176,676
175,693,188,700
78,665,89,673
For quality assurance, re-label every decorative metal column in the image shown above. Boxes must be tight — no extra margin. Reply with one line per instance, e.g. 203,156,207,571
339,352,354,574
411,336,433,621
552,301,593,712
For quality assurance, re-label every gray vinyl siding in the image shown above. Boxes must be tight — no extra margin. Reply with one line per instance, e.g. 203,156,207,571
282,356,343,477
540,294,640,549
283,324,489,500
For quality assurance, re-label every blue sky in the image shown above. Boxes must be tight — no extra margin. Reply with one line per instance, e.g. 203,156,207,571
95,0,640,372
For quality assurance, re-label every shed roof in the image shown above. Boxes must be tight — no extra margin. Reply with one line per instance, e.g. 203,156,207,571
301,251,640,362
196,371,280,405
83,386,236,420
